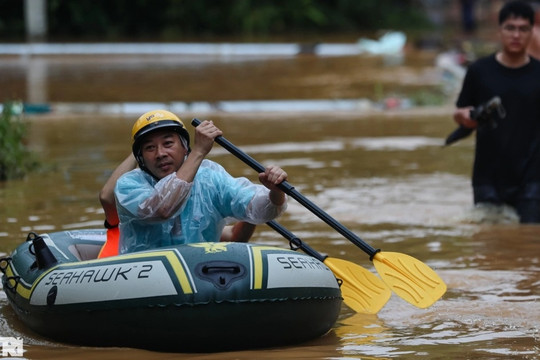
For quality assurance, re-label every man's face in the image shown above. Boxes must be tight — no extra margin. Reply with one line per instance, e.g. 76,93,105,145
499,16,533,55
140,129,187,179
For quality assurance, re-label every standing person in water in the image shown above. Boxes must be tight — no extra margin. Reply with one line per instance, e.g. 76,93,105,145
112,109,287,254
453,1,540,223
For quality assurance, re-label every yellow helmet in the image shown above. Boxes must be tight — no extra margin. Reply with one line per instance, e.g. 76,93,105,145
131,109,190,174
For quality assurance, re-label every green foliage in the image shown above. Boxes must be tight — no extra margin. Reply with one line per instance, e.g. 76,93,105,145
0,102,40,181
1,0,431,40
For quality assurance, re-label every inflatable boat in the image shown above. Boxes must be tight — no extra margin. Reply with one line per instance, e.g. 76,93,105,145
0,230,342,352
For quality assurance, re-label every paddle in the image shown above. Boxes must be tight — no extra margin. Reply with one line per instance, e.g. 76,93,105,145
192,118,447,308
266,220,390,314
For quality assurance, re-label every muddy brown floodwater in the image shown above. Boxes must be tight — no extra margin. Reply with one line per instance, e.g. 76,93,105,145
0,45,538,360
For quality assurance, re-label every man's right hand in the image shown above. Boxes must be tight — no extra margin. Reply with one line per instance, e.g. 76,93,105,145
453,107,478,129
192,120,223,156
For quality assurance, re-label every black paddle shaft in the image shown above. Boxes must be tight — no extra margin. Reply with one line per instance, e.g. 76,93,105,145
266,220,327,262
191,118,379,258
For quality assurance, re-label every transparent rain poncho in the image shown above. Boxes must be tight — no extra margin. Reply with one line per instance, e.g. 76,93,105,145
115,160,286,253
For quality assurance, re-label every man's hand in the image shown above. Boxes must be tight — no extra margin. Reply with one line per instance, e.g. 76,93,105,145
259,165,288,206
453,107,478,129
259,165,287,190
192,120,223,157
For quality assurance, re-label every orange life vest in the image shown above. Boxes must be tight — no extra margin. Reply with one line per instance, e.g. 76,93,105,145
97,227,120,258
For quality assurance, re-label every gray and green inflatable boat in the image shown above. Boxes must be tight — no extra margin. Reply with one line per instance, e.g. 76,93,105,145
1,230,342,352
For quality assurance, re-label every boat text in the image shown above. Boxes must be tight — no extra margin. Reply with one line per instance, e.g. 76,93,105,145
43,264,153,286
275,255,328,270
30,260,178,305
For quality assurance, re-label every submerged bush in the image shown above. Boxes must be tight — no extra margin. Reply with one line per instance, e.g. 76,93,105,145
0,102,40,181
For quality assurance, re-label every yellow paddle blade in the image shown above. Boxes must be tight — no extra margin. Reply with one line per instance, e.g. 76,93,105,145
324,257,391,314
373,252,446,308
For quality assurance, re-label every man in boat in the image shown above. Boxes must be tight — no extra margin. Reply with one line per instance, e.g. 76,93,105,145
453,1,540,223
98,153,257,257
111,109,287,254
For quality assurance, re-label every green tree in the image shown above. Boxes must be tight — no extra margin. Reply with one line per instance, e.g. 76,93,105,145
0,0,430,40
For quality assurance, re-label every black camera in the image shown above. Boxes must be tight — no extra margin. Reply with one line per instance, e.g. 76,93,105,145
445,96,506,146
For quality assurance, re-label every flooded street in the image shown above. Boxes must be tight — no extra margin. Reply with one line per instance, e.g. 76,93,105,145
0,47,538,359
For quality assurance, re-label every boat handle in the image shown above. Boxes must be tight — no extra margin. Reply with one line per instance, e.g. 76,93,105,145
195,261,247,290
0,257,12,274
4,276,20,293
201,265,242,274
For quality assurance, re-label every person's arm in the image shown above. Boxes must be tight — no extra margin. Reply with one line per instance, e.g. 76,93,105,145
238,164,288,224
454,59,481,130
453,107,478,129
135,120,222,220
175,120,222,183
99,153,137,227
258,165,288,206
219,222,256,242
